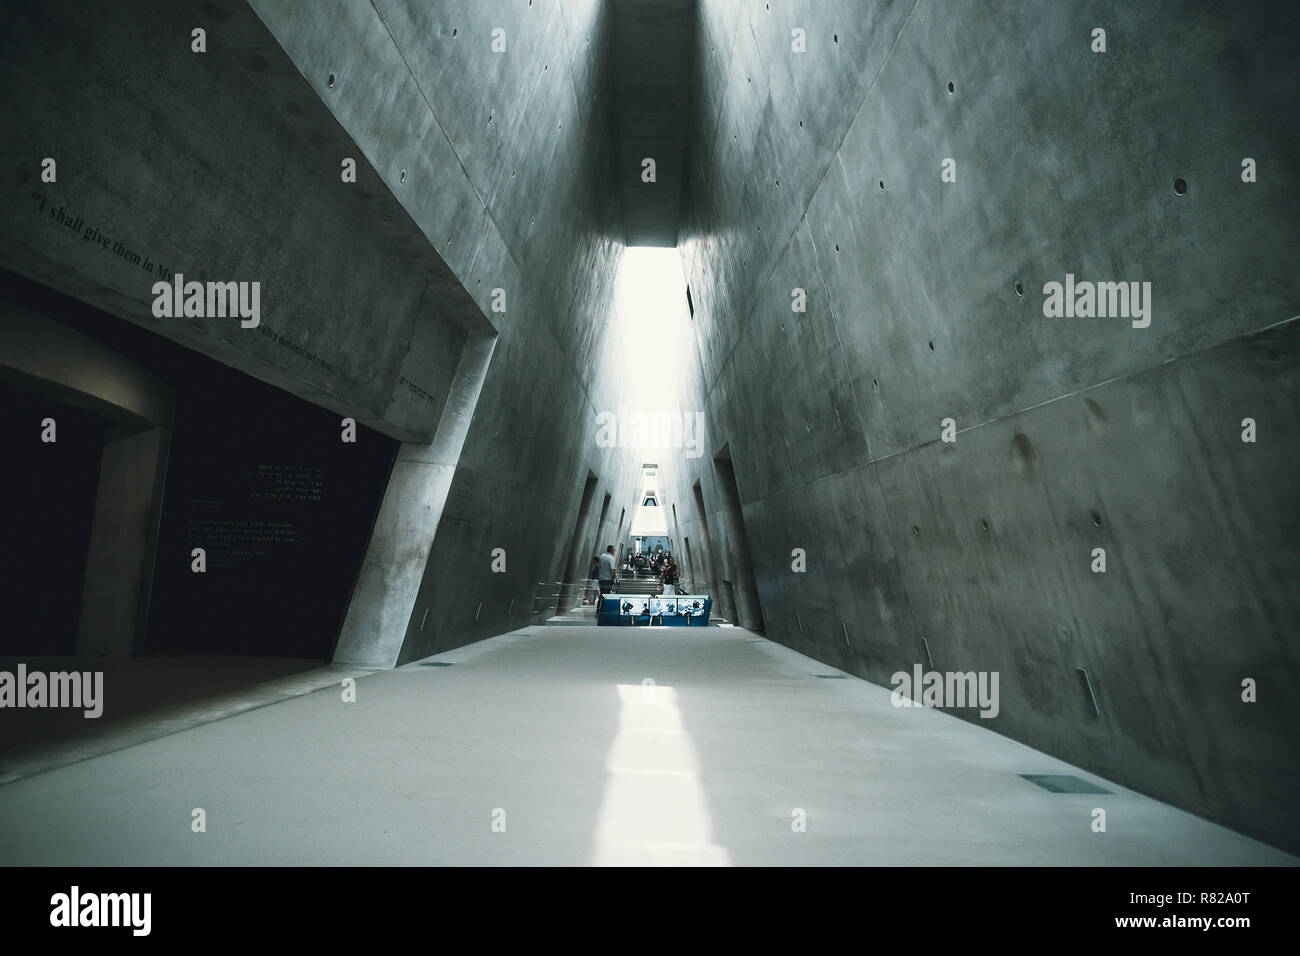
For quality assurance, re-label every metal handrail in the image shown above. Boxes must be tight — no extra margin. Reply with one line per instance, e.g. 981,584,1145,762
531,578,599,613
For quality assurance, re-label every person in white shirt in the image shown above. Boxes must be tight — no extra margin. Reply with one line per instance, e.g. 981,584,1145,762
598,546,617,596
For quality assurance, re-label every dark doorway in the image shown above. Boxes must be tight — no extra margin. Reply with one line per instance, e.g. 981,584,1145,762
590,492,612,570
0,270,397,661
691,478,722,608
722,579,739,628
683,535,696,593
557,471,599,613
0,380,104,655
714,445,764,632
614,505,626,570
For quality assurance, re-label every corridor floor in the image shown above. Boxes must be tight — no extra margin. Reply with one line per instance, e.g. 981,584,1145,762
0,624,1291,866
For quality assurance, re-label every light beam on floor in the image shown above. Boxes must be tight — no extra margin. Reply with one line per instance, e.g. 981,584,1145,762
591,683,731,866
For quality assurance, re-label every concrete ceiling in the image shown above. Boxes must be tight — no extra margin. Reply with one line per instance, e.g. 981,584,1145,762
610,0,696,247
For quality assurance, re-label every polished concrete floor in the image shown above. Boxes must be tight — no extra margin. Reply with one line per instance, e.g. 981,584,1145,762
0,623,1292,866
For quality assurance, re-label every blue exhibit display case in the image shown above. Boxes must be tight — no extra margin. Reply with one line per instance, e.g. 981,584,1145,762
596,594,712,626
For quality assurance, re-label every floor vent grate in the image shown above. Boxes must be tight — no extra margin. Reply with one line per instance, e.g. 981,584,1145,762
419,661,456,667
814,673,848,679
1019,773,1111,794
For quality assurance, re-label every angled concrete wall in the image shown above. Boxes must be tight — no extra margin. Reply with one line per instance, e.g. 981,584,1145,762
0,0,476,443
1,1,649,665
663,0,1300,850
241,0,649,662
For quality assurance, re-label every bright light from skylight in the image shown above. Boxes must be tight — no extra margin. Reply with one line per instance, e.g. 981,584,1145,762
611,247,701,518
614,247,688,326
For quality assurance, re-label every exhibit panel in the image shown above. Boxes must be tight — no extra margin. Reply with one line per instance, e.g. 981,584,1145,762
597,594,712,626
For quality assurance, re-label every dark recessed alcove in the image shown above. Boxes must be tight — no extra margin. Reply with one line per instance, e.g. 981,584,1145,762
0,270,397,660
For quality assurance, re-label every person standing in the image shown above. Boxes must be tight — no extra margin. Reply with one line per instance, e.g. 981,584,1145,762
660,556,679,595
598,545,617,598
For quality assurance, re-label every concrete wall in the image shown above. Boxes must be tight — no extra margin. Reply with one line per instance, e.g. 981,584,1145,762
0,1,649,665
0,0,476,443
5,0,1295,852
239,0,649,662
662,0,1300,850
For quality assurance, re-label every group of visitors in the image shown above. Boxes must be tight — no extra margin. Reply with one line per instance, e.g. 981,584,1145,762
583,546,683,606
627,550,672,574
631,549,682,595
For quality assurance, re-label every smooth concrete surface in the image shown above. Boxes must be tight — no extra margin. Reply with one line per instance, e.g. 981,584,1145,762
1,0,1296,866
610,0,695,246
0,0,650,666
243,0,652,664
661,0,1300,852
0,626,1290,866
0,299,171,429
334,335,496,667
76,425,169,657
0,0,469,442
